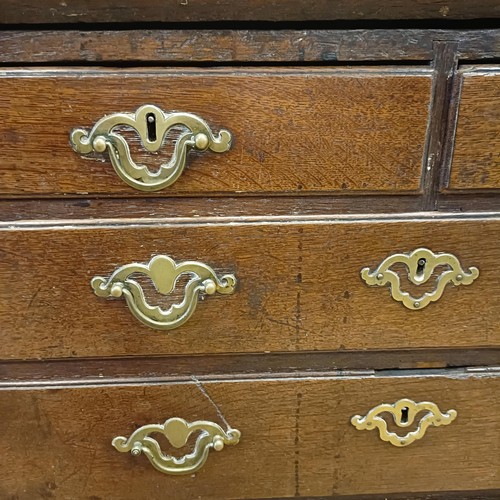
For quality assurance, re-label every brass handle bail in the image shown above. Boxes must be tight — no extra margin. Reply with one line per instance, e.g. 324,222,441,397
113,417,241,475
91,255,236,330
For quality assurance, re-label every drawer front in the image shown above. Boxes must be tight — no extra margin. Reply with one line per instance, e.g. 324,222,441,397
449,67,500,190
1,372,499,498
0,216,498,360
0,68,431,196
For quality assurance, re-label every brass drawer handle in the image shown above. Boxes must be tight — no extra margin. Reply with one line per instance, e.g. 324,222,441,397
351,398,457,447
91,255,236,330
112,417,241,475
361,248,479,310
70,104,231,192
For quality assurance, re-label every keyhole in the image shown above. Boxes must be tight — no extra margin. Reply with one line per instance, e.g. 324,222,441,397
401,407,409,424
416,258,426,277
146,113,157,142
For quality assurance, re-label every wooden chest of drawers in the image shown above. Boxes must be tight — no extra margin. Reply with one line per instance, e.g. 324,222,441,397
0,3,499,499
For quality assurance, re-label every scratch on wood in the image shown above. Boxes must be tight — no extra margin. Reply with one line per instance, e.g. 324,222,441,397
191,375,231,429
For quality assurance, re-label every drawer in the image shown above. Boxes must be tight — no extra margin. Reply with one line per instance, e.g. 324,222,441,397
1,370,499,498
0,216,498,360
0,67,431,197
449,66,500,190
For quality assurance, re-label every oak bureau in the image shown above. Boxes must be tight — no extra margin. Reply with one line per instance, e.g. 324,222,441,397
0,2,499,499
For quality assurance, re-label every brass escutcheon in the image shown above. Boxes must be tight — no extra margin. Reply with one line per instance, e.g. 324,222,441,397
112,417,241,475
361,248,479,310
91,255,236,330
70,104,232,191
351,398,457,447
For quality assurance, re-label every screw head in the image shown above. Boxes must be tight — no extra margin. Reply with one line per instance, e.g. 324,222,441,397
110,284,123,297
456,274,463,281
194,133,209,150
131,446,142,456
203,279,217,295
213,436,224,451
377,273,384,280
413,301,420,308
93,136,107,153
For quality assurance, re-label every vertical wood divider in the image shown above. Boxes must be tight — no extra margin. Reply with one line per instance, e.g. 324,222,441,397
421,41,459,211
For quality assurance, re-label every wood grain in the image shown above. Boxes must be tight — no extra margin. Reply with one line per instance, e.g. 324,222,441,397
448,67,500,190
0,193,499,222
0,216,498,361
1,29,499,63
0,0,499,23
421,42,458,210
1,371,499,498
0,68,431,197
2,350,500,385
0,195,425,221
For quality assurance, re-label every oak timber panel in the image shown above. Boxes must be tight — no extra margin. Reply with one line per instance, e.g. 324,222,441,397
0,217,498,360
1,372,499,498
1,0,499,23
298,373,500,497
1,30,499,64
0,68,431,197
449,67,500,190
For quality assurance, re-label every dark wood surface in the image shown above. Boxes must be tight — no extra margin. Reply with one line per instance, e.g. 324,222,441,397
0,0,499,23
1,216,498,361
1,351,500,386
1,371,499,498
1,29,500,63
448,66,500,191
0,195,425,221
0,68,431,197
1,193,500,221
421,42,458,210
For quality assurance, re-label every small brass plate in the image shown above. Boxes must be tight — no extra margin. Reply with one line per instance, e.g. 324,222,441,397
351,398,457,447
361,248,479,309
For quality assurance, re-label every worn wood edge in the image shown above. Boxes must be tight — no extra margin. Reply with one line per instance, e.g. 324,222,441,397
437,192,500,210
0,29,499,63
1,195,498,221
1,352,499,385
1,366,499,390
439,57,464,190
0,1,499,24
0,191,425,203
0,195,425,221
1,211,499,230
421,41,459,210
457,64,500,75
0,66,434,76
